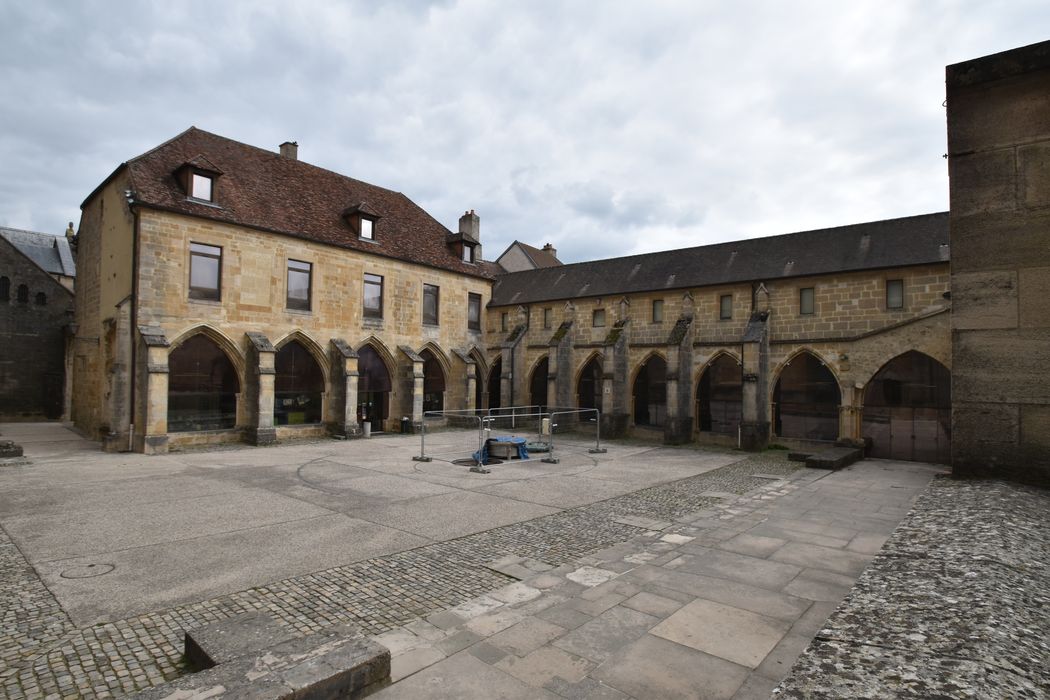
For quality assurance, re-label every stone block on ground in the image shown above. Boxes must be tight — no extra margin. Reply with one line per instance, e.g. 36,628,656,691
184,610,294,670
804,447,862,470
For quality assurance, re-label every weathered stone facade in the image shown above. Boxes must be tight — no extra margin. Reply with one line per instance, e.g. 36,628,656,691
0,233,75,420
947,40,1050,484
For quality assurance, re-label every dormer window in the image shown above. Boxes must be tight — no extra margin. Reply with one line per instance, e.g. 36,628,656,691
191,173,213,202
343,203,381,242
360,217,375,241
462,244,475,263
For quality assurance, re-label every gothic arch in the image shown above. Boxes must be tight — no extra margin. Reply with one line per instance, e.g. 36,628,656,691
695,352,743,435
631,352,668,428
575,352,604,411
356,336,397,376
416,341,452,378
273,329,329,384
770,347,841,391
628,350,668,389
528,355,550,410
861,351,951,463
169,324,245,378
772,349,841,442
692,349,742,391
574,351,605,385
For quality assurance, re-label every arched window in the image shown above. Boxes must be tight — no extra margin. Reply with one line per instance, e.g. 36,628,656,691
421,349,446,413
0,276,9,301
35,292,47,306
487,357,503,410
274,340,324,425
773,353,840,441
529,357,549,411
697,355,742,434
17,284,29,303
168,335,239,432
862,352,951,463
633,355,667,427
577,356,603,411
358,344,392,428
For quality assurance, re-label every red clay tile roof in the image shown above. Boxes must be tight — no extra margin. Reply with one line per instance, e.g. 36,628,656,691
91,127,496,280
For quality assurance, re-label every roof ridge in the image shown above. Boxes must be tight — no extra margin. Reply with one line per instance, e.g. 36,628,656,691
0,225,61,239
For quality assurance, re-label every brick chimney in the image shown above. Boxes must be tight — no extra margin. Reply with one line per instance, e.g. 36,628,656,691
279,141,298,160
458,209,480,241
542,242,557,259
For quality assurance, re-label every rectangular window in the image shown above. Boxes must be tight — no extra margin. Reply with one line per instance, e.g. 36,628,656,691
286,259,312,311
543,307,552,329
463,245,474,263
468,293,481,330
652,299,664,323
719,294,733,320
190,173,213,201
189,242,221,301
423,283,440,325
364,273,383,319
359,218,375,241
799,287,815,315
593,308,606,327
501,311,508,331
886,279,904,309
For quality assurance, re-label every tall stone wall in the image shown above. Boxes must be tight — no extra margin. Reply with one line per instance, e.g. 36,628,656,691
947,41,1050,484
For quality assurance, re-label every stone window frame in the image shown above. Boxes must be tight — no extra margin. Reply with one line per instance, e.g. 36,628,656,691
364,273,384,320
286,259,313,312
886,279,905,310
592,308,606,328
543,307,552,329
423,283,440,326
652,298,664,323
467,292,482,331
188,242,222,302
719,294,733,320
501,311,508,332
799,287,815,315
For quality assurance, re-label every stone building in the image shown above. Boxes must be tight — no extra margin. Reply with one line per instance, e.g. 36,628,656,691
487,214,952,461
495,241,562,272
0,226,76,420
71,128,496,453
947,40,1050,484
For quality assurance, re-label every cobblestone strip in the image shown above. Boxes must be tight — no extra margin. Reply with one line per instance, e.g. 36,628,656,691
1,450,800,699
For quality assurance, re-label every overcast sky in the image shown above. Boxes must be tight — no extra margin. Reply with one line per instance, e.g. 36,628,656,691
1,2,1046,263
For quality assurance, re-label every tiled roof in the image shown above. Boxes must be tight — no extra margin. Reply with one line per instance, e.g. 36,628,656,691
517,242,562,268
490,212,949,307
89,127,496,280
0,226,76,277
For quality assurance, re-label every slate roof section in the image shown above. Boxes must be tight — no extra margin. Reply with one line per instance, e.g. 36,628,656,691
0,226,76,277
517,242,562,268
490,213,949,307
87,127,496,280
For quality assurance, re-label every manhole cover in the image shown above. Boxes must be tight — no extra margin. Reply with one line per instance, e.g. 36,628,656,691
60,563,115,579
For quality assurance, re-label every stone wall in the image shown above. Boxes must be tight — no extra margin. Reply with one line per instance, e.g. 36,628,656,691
0,237,74,419
947,40,1050,484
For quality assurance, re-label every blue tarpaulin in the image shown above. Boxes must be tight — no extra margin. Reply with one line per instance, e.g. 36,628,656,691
472,436,529,463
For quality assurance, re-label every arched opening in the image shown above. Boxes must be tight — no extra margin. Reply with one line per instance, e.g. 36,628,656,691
488,357,502,410
863,351,951,463
529,357,549,411
0,276,10,301
633,355,667,427
420,348,446,413
357,344,392,429
274,340,324,425
697,354,742,435
773,352,840,441
17,284,28,303
168,334,239,432
577,356,602,411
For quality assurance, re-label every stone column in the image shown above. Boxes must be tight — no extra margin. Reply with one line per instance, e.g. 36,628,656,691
103,299,133,452
500,322,528,409
398,346,424,430
550,321,574,410
133,327,169,454
739,311,770,451
664,317,694,445
600,320,630,438
329,339,361,438
465,361,477,414
245,332,277,446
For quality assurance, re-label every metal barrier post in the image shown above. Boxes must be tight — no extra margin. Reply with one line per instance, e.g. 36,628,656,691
589,408,607,453
413,411,432,462
542,411,559,464
472,415,490,473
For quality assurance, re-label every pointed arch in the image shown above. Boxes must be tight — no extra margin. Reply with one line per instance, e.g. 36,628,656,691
487,354,503,410
771,347,841,389
576,352,604,411
692,349,742,388
273,330,329,383
629,350,668,389
273,335,326,425
356,337,395,428
772,349,841,442
529,355,550,410
696,352,743,435
169,324,245,378
468,347,488,411
632,352,668,427
356,336,397,376
467,346,489,378
862,351,951,463
419,346,447,412
416,341,452,378
168,331,241,432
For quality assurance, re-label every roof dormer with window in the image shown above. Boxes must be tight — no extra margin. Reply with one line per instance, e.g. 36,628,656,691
174,155,223,205
342,202,381,243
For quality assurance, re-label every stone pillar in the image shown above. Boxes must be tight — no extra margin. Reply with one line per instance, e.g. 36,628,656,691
245,332,277,446
329,339,361,438
550,321,574,410
399,346,424,430
664,317,694,444
133,327,169,454
465,361,477,414
500,323,528,409
103,299,133,452
739,311,770,451
600,320,630,438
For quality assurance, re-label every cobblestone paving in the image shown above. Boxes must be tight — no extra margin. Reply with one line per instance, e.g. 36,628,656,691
0,449,798,699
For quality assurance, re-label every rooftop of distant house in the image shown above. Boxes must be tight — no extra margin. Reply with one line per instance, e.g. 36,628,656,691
0,226,76,278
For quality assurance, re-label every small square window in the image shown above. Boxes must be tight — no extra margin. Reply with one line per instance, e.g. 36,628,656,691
468,293,481,330
592,309,606,327
501,312,508,331
543,307,552,329
652,299,664,323
359,217,375,241
423,284,440,325
189,242,221,301
799,287,815,315
287,259,312,311
190,173,213,202
886,279,904,309
364,273,383,319
719,294,733,320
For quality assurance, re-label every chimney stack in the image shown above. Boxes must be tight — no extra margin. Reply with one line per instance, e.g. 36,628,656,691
279,141,298,160
458,209,480,241
542,242,557,258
